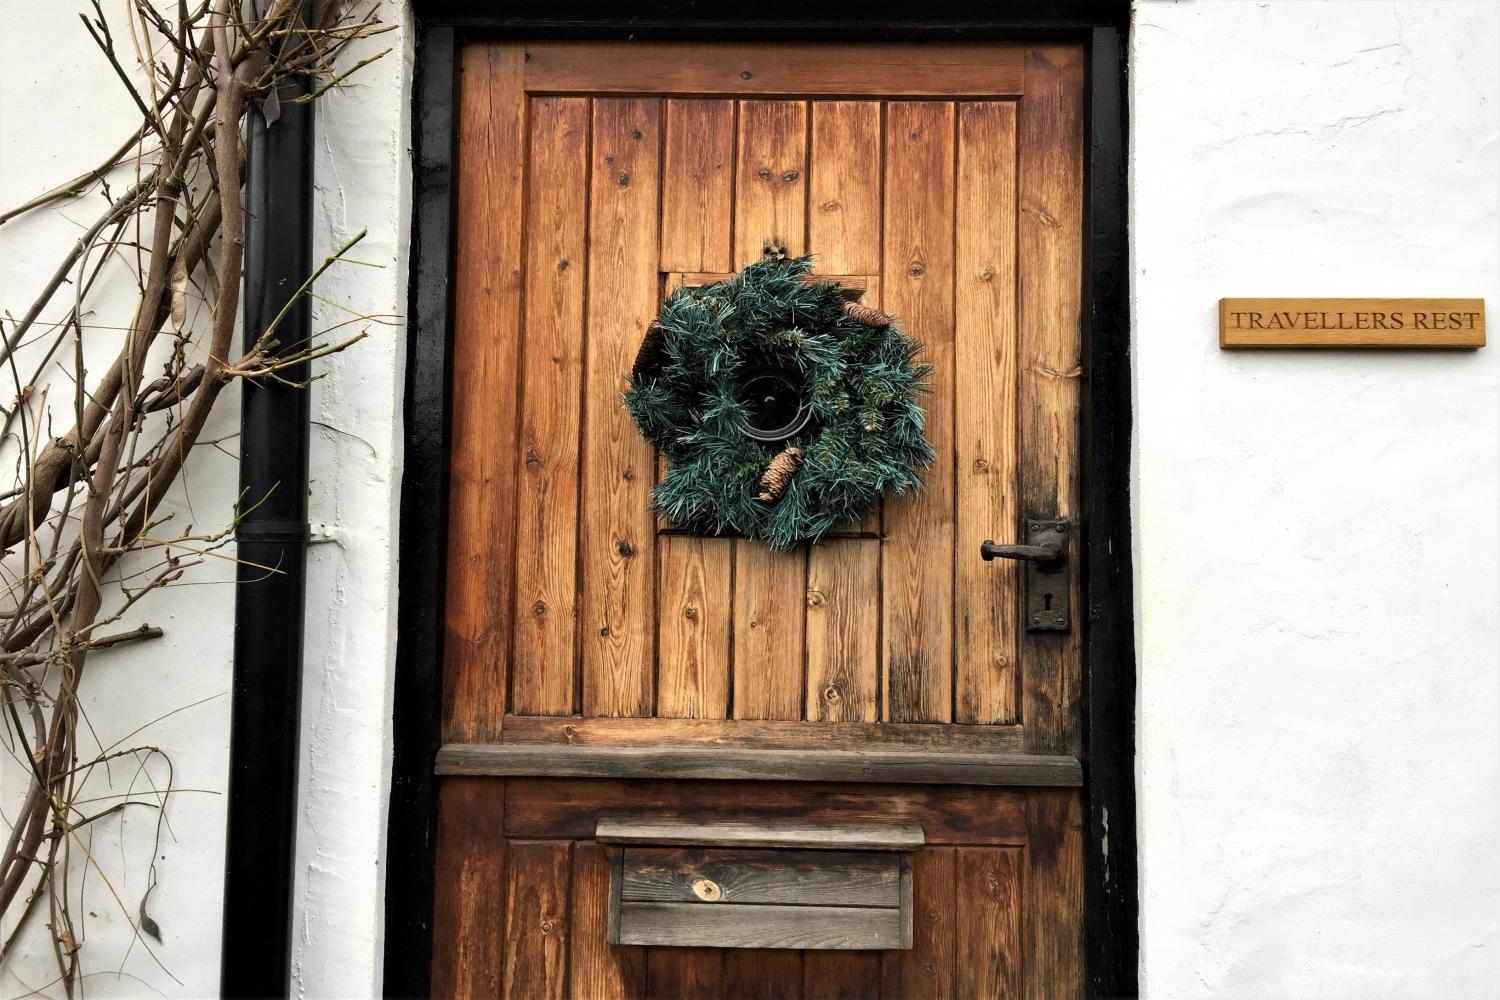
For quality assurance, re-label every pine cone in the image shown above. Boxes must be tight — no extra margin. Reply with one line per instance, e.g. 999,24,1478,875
631,322,667,379
842,300,893,328
757,446,803,503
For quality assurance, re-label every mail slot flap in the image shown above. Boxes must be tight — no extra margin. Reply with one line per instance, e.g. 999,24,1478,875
621,847,901,907
599,821,920,951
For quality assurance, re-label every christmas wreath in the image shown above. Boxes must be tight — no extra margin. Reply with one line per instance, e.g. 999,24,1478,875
624,253,935,550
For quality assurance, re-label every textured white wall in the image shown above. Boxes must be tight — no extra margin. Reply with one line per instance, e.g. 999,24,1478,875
0,3,413,997
1132,2,1500,997
290,3,413,997
0,4,240,997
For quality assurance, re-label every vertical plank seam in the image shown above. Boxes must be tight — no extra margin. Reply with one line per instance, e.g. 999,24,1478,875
875,99,888,724
648,99,666,719
504,76,534,723
949,100,961,728
507,87,534,717
725,99,741,722
799,98,814,723
948,845,960,999
1008,99,1024,724
572,96,596,717
649,97,668,718
561,840,576,1000
499,834,515,998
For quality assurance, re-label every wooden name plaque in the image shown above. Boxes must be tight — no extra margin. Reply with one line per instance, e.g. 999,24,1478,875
1220,298,1485,348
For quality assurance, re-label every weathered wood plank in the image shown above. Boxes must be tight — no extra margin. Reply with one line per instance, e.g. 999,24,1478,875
802,952,879,1000
669,271,869,298
657,536,733,719
501,841,571,1000
1023,789,1084,999
881,847,958,998
732,544,807,721
523,43,1026,98
430,778,507,1000
511,95,589,716
569,842,645,999
805,539,880,722
505,779,1029,845
881,100,956,724
957,847,1023,997
500,714,1024,753
807,100,884,538
809,101,882,274
618,902,905,950
444,43,526,742
1018,46,1085,754
734,99,808,266
724,950,804,999
645,948,723,1000
581,97,662,718
597,818,923,852
660,99,735,273
440,744,1082,786
621,847,901,907
955,100,1021,725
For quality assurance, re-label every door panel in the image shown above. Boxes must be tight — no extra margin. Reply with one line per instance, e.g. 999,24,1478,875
437,40,1086,998
444,78,1080,733
433,779,1081,998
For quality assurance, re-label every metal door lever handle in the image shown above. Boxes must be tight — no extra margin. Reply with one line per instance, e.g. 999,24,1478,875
979,540,1064,566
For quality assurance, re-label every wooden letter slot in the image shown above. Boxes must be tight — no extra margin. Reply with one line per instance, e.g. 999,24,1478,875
597,818,922,951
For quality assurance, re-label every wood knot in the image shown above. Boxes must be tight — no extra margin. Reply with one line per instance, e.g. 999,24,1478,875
616,540,634,558
683,606,697,620
740,70,753,79
692,878,723,901
618,172,631,187
806,589,825,608
823,685,842,704
757,168,773,181
532,600,547,617
782,170,800,183
908,262,925,278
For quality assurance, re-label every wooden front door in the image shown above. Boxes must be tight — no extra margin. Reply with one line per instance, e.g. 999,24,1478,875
434,40,1086,998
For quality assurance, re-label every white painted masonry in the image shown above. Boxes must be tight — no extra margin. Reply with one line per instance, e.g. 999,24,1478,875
1,1,1496,997
1132,3,1499,996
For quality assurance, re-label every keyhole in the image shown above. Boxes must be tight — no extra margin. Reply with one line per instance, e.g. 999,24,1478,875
1043,593,1054,611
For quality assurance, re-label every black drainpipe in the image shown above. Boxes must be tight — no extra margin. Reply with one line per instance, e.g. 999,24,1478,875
222,1,315,996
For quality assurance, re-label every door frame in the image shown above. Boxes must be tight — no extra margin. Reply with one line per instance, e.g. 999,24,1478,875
386,4,1136,996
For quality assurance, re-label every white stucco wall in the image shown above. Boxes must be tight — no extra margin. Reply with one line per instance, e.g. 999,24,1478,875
0,3,413,997
0,4,241,997
1132,1,1500,996
3,1,1498,998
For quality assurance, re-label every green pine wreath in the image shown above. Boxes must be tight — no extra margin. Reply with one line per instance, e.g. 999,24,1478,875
624,254,935,550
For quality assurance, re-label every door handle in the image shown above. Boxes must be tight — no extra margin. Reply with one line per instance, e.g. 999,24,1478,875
980,519,1071,632
979,539,1064,566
